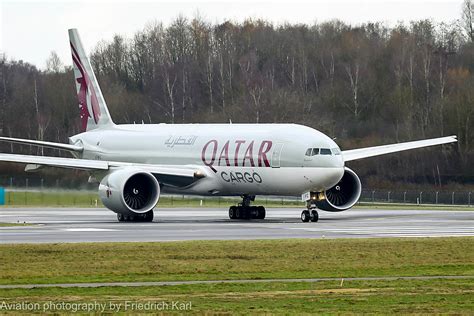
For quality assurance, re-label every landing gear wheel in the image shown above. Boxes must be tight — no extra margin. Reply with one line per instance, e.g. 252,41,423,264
143,210,154,222
240,207,249,219
257,206,266,219
301,210,310,222
310,210,319,222
229,206,236,219
235,207,241,219
117,213,124,222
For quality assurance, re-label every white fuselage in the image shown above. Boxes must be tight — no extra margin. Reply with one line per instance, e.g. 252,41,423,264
70,123,345,196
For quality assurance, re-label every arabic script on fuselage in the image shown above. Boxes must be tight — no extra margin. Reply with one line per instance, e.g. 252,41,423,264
165,135,198,148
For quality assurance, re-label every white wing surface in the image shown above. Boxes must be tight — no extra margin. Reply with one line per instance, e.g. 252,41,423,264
0,136,83,152
342,136,457,162
0,153,107,170
0,153,202,187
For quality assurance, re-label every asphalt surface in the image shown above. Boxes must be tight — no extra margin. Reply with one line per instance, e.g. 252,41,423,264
1,207,473,243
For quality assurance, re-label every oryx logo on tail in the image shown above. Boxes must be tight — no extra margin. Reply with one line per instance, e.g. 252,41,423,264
69,29,114,132
70,43,101,131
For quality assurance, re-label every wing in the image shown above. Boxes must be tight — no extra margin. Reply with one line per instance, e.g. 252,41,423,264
0,153,204,187
0,136,83,152
342,136,457,162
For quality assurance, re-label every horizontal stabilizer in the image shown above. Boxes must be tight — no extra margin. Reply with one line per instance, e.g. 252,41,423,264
342,136,457,162
0,136,83,152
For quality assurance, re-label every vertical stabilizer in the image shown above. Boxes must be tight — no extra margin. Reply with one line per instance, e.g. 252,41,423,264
69,28,114,132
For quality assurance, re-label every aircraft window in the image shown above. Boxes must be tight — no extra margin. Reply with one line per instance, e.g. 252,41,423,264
320,148,332,155
305,148,312,156
332,148,341,155
311,148,319,156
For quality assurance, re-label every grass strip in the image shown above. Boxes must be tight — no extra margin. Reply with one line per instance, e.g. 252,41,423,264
0,223,34,227
1,238,473,285
0,279,473,314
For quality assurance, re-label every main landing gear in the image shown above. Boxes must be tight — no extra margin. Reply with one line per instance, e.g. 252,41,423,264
301,193,321,222
117,210,154,222
229,195,266,220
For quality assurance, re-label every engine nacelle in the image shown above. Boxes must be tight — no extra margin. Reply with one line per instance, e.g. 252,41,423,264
99,168,160,214
316,167,361,212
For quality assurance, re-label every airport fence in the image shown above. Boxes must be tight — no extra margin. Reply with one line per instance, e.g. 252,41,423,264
360,189,473,207
0,190,305,207
0,175,472,207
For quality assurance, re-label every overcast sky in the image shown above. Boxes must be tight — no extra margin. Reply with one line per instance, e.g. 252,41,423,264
1,0,464,69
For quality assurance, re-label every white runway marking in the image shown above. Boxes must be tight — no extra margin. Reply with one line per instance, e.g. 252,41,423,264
62,228,119,232
283,226,474,235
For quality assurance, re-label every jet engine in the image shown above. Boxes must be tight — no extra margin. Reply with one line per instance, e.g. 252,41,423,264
98,168,160,215
316,167,361,212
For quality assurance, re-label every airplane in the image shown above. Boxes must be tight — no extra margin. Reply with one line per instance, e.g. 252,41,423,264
0,29,457,223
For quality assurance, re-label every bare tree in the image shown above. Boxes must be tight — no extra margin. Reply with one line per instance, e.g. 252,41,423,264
0,54,6,135
206,54,214,114
33,78,50,155
341,29,370,118
462,0,474,42
45,51,63,73
163,66,177,123
215,21,237,109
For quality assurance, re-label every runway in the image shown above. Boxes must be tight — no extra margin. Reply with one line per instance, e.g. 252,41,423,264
1,207,474,243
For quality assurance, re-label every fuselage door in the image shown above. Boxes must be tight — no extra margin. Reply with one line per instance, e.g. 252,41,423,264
271,143,284,168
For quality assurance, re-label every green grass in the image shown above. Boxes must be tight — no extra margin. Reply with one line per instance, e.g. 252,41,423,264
2,191,303,208
2,190,473,209
0,222,34,227
4,191,100,207
0,279,473,314
0,238,473,314
1,238,473,285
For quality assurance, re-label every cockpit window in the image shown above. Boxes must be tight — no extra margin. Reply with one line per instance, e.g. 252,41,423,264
306,148,332,156
320,148,332,155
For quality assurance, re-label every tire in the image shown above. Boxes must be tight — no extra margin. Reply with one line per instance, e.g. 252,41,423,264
235,207,241,219
229,206,236,219
257,206,266,219
310,210,319,222
144,210,154,222
117,213,124,222
241,207,250,219
301,210,310,222
250,206,258,219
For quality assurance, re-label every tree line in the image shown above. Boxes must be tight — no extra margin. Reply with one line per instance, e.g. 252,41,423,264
0,2,473,189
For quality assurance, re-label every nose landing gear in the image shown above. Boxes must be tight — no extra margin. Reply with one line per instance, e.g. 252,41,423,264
301,192,322,222
300,209,319,222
